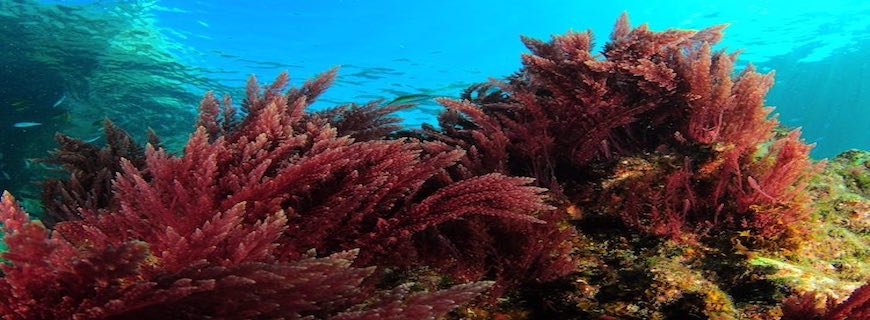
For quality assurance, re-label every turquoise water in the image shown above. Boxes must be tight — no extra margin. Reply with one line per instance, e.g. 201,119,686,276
1,0,869,201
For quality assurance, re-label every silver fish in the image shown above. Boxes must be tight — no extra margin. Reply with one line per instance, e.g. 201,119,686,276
13,122,42,128
52,94,66,108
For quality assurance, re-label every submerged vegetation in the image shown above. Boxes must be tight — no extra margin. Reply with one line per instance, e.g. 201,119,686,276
0,5,868,320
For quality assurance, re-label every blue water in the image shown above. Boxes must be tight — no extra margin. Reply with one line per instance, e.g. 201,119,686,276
1,0,869,200
156,0,870,158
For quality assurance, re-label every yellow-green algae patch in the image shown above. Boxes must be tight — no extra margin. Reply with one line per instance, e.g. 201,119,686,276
749,149,870,303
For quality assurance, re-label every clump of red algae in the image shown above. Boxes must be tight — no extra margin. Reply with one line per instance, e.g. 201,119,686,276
2,12,868,320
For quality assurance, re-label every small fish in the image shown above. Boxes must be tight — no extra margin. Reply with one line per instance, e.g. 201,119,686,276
23,158,50,170
385,93,435,106
52,94,66,108
13,122,42,128
12,100,30,112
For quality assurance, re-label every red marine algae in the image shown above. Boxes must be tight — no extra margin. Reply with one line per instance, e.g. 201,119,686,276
782,281,870,320
2,13,865,320
0,191,491,318
428,13,820,245
39,119,159,229
0,69,555,318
